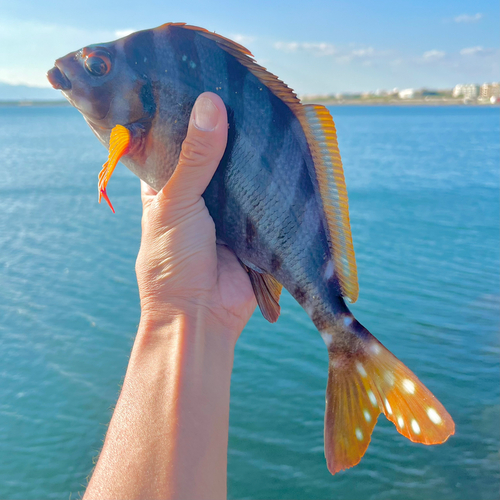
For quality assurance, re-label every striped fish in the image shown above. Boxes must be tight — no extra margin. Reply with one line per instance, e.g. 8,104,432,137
47,23,454,474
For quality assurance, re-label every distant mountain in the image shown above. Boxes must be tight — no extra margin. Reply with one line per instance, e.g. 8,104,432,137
0,82,63,101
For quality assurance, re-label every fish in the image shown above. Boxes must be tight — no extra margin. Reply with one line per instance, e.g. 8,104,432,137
47,23,455,474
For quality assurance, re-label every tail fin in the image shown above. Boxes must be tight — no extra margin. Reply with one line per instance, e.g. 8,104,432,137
322,317,455,475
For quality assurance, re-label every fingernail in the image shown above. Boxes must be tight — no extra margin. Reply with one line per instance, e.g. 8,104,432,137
193,96,218,131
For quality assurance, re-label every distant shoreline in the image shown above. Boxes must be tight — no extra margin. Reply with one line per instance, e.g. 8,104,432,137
0,100,71,107
301,98,500,107
0,98,498,108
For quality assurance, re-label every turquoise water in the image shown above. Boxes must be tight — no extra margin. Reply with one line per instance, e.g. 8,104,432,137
0,105,498,499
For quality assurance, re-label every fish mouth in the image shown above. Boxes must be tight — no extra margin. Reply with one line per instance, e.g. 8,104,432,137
47,65,72,91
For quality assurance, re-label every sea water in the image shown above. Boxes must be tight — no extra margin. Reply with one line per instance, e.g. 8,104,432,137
0,105,498,499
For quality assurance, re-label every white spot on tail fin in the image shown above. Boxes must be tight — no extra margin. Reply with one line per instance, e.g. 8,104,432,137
355,428,363,441
356,362,367,377
367,390,377,406
403,379,415,394
427,408,442,424
370,343,381,355
384,398,393,415
363,409,371,422
324,260,334,280
411,419,421,434
320,332,333,347
397,416,404,428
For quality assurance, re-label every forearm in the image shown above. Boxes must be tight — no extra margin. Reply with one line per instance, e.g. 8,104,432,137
84,306,235,500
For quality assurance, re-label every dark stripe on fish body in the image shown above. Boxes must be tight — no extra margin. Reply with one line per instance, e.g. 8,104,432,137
203,106,238,241
124,30,157,77
270,253,282,273
191,34,230,101
293,285,307,305
311,308,330,332
245,217,256,248
165,28,204,92
274,159,314,246
124,30,157,118
224,50,246,105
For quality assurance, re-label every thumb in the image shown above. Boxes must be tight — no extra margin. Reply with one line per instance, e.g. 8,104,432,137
160,92,228,202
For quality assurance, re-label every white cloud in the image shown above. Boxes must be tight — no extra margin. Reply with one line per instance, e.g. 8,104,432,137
274,41,299,53
422,50,446,60
114,29,136,38
274,41,336,56
454,13,482,23
273,40,387,64
231,34,256,46
303,42,336,56
336,47,380,63
351,47,375,57
460,46,492,56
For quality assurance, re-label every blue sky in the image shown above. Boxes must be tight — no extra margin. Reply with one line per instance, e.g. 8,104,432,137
0,0,498,94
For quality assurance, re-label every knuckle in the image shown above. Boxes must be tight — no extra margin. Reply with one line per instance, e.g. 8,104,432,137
179,134,214,167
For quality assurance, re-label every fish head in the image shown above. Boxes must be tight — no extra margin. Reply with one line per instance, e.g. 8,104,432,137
47,35,155,144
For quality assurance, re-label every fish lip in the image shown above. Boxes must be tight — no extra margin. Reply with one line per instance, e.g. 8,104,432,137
47,65,72,91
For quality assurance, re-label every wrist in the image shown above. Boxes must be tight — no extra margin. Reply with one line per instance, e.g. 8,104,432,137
135,301,237,361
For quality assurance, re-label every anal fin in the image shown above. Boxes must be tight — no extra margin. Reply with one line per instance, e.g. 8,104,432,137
243,266,282,323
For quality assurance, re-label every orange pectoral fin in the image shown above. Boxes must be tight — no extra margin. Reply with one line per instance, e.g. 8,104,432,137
98,124,131,213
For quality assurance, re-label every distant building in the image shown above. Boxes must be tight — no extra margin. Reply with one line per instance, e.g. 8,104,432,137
452,84,463,97
480,83,500,99
398,88,415,99
453,84,479,98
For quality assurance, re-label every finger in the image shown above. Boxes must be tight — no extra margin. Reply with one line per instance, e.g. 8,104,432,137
160,92,228,201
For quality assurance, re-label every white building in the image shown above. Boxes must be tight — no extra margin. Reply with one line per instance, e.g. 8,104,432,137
453,84,479,98
398,88,415,99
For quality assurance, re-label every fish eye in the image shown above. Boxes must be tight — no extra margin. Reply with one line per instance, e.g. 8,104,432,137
84,50,111,77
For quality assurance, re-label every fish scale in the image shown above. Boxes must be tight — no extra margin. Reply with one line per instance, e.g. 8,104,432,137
47,22,455,475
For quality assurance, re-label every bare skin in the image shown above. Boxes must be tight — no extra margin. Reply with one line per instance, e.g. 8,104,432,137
83,92,257,500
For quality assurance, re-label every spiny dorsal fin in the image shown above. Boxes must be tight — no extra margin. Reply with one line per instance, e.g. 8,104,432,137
299,104,359,303
159,23,302,110
243,266,283,323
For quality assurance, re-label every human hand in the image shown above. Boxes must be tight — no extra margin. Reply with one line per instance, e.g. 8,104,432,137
135,92,257,345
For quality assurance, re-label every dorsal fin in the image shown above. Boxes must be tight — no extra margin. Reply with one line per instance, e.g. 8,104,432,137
157,23,302,110
299,105,359,303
